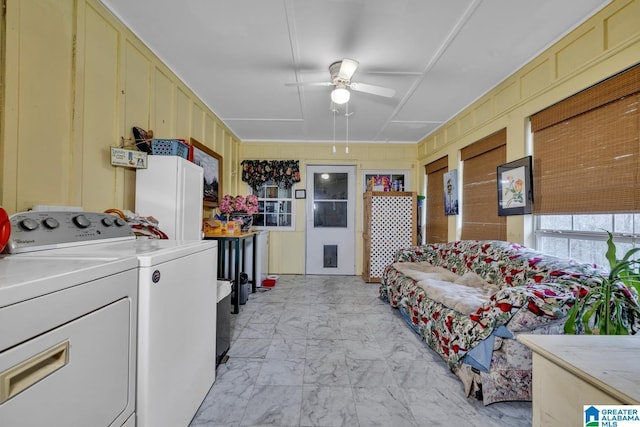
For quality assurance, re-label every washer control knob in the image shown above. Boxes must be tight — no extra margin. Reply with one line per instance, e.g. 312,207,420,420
72,214,91,229
43,217,60,229
19,218,39,231
114,218,127,227
101,217,114,227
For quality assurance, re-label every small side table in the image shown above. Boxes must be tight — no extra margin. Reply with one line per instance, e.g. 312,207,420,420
518,334,640,427
204,231,257,314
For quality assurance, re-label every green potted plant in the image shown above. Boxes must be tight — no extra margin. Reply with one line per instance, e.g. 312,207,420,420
564,231,640,335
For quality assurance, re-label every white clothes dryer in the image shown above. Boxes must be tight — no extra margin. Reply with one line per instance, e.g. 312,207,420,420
0,213,138,427
7,211,218,427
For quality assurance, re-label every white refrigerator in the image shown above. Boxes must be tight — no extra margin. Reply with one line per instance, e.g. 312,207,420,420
135,156,204,240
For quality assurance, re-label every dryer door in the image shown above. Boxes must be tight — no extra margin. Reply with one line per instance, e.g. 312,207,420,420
0,299,132,427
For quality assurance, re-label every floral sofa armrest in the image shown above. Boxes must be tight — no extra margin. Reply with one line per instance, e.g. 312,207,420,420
393,243,446,264
469,282,581,334
393,246,430,263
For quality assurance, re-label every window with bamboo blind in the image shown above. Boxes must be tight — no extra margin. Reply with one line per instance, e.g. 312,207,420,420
425,157,448,243
461,129,507,241
531,64,640,214
532,63,640,266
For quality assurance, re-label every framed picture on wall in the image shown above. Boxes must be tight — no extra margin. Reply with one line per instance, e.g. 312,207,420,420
190,138,222,208
497,156,533,216
443,169,459,216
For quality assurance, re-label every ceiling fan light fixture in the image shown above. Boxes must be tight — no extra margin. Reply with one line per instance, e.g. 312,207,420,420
331,87,350,104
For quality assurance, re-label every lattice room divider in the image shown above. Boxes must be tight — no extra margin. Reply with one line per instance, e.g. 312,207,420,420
362,191,417,282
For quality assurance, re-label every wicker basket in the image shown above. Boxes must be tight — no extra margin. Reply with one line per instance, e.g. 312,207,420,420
151,139,189,159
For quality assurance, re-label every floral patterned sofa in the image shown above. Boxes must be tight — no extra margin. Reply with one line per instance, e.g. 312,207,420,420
379,240,602,405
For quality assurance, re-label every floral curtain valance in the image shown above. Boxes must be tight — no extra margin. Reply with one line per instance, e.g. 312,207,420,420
241,160,301,190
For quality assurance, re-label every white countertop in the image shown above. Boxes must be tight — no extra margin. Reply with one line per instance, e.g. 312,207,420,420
518,334,640,404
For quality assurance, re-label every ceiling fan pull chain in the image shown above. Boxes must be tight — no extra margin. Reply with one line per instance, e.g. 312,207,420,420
332,105,337,154
345,103,350,154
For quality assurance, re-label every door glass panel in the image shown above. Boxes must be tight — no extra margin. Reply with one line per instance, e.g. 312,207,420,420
313,172,348,228
314,201,347,227
314,173,348,200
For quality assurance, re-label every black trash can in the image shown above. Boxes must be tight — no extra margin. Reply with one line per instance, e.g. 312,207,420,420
239,272,249,305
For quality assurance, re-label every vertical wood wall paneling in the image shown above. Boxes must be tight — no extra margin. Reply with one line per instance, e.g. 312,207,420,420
3,0,22,211
81,3,120,211
123,41,152,210
225,131,234,195
191,102,205,142
0,0,5,206
69,0,84,208
153,68,175,138
17,0,74,210
175,88,191,138
1,0,240,214
215,122,224,155
205,115,215,148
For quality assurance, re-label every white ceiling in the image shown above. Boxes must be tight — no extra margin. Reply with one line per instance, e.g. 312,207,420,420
99,0,610,144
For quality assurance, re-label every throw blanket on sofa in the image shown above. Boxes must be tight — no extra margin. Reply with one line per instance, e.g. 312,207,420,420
380,240,607,404
392,262,499,314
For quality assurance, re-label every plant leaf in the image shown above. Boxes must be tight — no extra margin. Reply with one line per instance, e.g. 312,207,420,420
605,231,618,271
582,302,600,335
614,300,629,335
619,247,640,264
563,301,580,334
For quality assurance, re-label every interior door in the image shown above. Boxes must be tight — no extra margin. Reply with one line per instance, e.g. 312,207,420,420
305,165,356,275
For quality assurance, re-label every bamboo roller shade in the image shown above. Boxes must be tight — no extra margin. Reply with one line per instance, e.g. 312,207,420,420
461,130,507,241
425,156,448,243
531,64,640,214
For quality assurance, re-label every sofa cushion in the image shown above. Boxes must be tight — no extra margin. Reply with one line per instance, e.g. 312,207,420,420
392,262,499,314
416,279,494,314
458,271,493,288
392,262,461,282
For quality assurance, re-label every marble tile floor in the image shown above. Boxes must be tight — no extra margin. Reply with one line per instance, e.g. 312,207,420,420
189,275,532,427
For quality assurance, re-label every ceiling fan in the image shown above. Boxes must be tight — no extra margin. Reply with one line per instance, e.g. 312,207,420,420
286,58,395,104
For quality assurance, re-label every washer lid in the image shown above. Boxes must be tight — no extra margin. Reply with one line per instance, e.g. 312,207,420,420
134,240,216,267
11,239,217,267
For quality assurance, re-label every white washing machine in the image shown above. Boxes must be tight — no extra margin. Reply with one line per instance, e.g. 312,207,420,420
0,214,138,427
6,211,218,427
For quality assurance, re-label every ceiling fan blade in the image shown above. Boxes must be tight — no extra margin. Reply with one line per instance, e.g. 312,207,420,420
285,81,334,87
337,58,359,81
349,82,395,98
